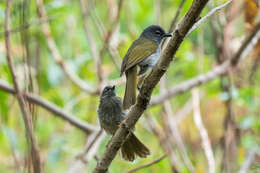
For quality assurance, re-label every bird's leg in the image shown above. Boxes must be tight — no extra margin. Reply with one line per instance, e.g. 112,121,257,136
137,75,146,90
106,139,111,148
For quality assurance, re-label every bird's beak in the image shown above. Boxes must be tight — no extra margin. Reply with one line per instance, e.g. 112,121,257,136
112,85,115,90
163,33,172,37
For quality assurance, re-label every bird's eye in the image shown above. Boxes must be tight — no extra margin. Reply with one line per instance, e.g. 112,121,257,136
155,30,161,35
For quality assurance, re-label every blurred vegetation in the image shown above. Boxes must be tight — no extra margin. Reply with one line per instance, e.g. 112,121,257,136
0,0,259,172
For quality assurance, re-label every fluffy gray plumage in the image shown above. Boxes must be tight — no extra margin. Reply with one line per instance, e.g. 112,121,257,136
97,85,150,161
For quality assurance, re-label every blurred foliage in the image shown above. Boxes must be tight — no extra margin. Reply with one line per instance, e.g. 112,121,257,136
0,0,259,172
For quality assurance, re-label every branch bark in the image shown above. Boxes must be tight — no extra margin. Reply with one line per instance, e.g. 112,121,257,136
0,80,98,134
4,1,41,172
93,1,210,172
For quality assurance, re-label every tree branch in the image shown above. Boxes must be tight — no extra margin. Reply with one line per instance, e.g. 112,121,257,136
79,0,103,89
238,148,257,173
126,154,167,173
169,0,186,32
187,0,233,35
36,0,98,94
4,1,41,172
192,88,215,173
160,77,195,172
93,1,209,172
0,80,98,134
67,130,106,173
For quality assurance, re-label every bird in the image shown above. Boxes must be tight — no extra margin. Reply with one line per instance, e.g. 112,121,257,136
97,85,150,161
120,25,172,110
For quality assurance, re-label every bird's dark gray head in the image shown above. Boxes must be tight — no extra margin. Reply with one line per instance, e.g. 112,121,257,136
141,25,172,44
101,85,116,97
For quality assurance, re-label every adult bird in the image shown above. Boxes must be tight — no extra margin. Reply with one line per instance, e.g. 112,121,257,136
120,25,171,110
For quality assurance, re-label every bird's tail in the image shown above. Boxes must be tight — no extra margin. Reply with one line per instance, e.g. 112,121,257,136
123,66,137,110
120,132,150,162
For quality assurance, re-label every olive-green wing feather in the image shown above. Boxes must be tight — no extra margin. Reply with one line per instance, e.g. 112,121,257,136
120,37,157,76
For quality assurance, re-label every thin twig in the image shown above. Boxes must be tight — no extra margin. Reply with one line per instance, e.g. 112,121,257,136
0,80,98,134
144,114,180,172
162,0,231,50
100,0,124,70
187,0,233,35
0,17,54,37
155,0,161,25
4,1,41,172
126,154,167,173
238,148,257,173
160,76,195,172
192,88,215,173
79,0,103,90
169,0,186,32
36,0,98,94
67,130,106,173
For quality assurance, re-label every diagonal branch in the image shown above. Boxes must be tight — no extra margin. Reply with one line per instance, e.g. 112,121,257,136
36,0,98,94
67,130,106,173
93,1,210,172
238,148,257,173
192,88,215,173
126,154,167,173
0,80,98,134
169,0,186,32
4,1,41,172
160,77,195,172
187,0,233,35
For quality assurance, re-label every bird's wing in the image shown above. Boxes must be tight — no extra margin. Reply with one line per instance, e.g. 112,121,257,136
120,37,158,75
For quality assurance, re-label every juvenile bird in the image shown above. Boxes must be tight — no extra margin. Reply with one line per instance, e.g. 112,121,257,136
97,85,150,161
120,25,171,110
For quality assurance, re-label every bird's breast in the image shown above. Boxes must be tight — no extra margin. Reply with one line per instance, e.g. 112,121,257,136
139,47,161,67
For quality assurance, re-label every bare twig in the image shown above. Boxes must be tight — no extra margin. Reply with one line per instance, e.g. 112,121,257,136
144,114,180,172
187,0,233,35
36,0,98,94
93,1,210,172
0,80,98,134
67,130,106,173
126,154,167,173
169,0,186,32
150,22,260,106
192,88,215,173
175,94,204,124
160,77,195,172
98,0,124,70
238,148,257,173
79,0,103,89
0,17,53,37
155,0,161,25
163,0,231,50
4,1,41,172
